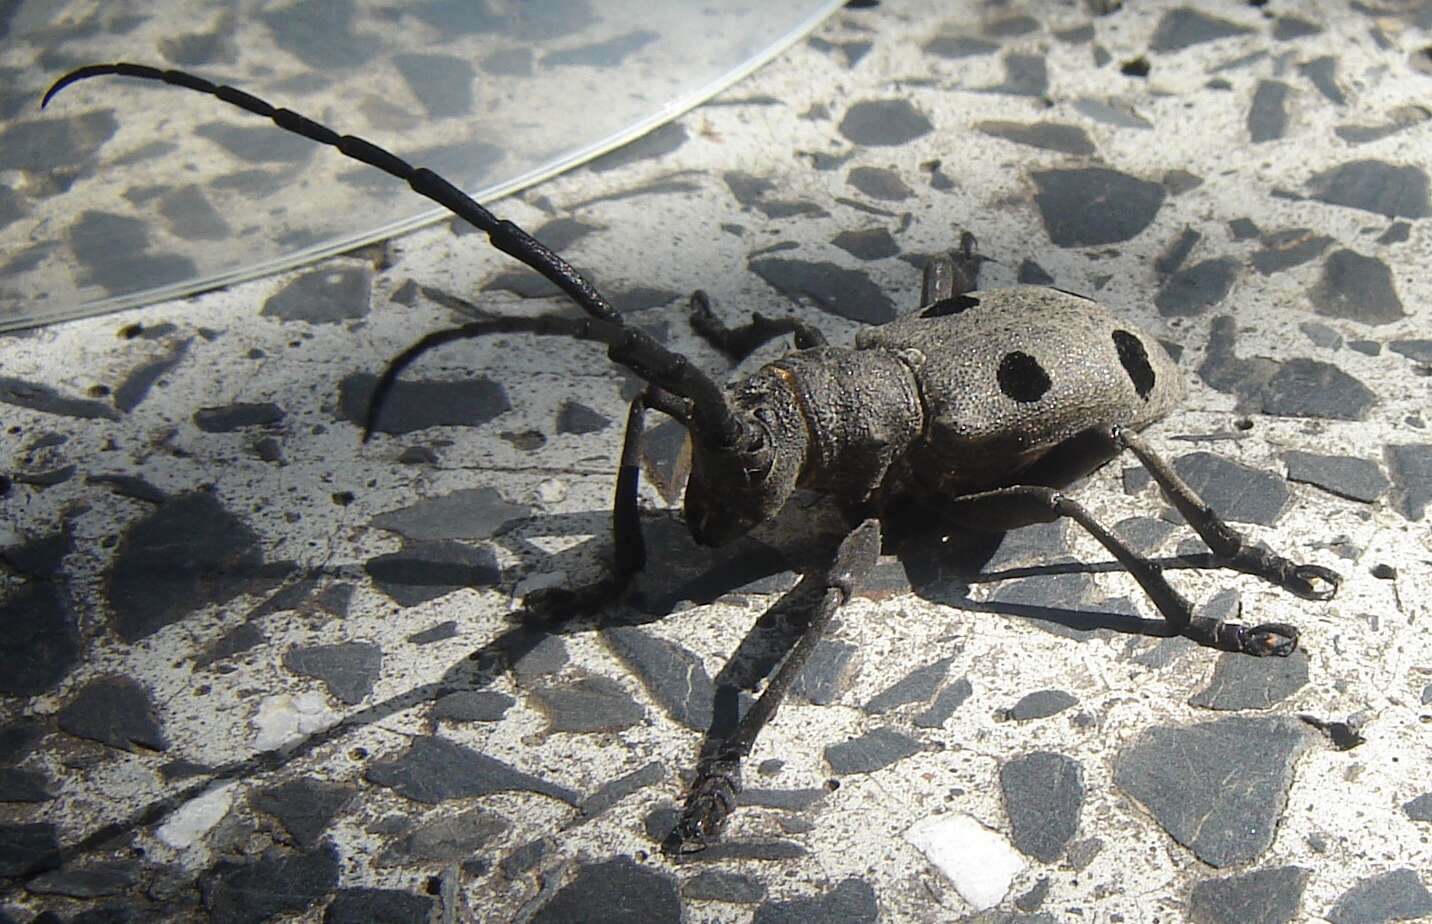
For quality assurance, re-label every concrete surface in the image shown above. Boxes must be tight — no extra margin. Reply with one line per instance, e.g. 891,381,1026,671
2,2,1431,922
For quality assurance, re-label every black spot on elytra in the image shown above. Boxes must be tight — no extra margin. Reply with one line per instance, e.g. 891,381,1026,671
921,294,980,318
1113,330,1156,400
997,351,1051,403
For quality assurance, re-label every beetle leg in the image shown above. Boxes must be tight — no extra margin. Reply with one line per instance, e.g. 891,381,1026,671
527,393,656,619
941,486,1300,657
920,231,983,307
1112,426,1341,602
688,290,827,361
667,517,882,853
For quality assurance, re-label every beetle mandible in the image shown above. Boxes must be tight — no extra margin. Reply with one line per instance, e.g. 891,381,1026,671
43,63,1342,854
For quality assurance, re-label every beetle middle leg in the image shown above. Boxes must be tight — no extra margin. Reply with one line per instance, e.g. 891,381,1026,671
688,290,827,361
667,517,882,853
940,486,1304,656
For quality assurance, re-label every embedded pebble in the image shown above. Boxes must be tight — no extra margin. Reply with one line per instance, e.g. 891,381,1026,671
905,813,1024,911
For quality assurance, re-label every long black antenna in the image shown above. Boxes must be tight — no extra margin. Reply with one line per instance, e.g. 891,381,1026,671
43,63,745,446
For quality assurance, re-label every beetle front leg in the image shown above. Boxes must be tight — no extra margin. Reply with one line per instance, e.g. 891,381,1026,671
1112,426,1341,602
667,517,882,853
943,487,1300,656
527,392,661,619
919,231,983,307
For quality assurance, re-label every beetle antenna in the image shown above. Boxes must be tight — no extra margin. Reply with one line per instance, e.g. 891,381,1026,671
43,63,746,447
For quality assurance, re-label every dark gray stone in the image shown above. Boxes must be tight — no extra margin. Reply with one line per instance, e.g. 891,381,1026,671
1327,869,1432,924
25,861,140,898
1113,516,1177,553
1033,168,1165,247
925,35,999,59
1156,258,1237,316
1072,98,1153,129
1016,877,1051,912
1348,340,1382,356
1189,649,1309,711
1300,321,1343,350
1310,250,1405,324
915,676,974,728
0,109,117,171
792,639,859,706
57,677,167,752
1001,751,1084,862
983,53,1048,97
1274,16,1322,39
2,529,73,578
338,372,511,435
1197,315,1280,405
1018,260,1055,285
740,788,827,811
375,806,507,866
1114,716,1307,867
86,474,167,504
752,878,877,924
1252,229,1333,275
1172,452,1288,525
159,184,230,241
115,338,191,412
847,166,912,201
603,625,716,729
406,620,458,645
0,376,120,420
1151,9,1252,50
1249,81,1290,142
531,675,644,733
106,492,280,642
577,761,665,822
263,265,372,322
392,52,474,119
283,642,381,704
531,857,680,924
508,631,570,684
193,402,285,432
431,690,513,722
837,99,933,147
1335,107,1432,145
544,30,658,67
367,735,578,804
976,121,1096,155
749,257,895,324
500,837,550,877
863,656,953,713
1403,793,1432,822
831,228,899,261
1386,444,1432,520
824,727,921,774
1307,160,1430,219
251,778,356,848
1156,227,1201,275
1228,218,1261,240
370,487,530,541
1187,865,1310,924
364,539,500,607
0,822,59,876
556,401,610,435
0,582,78,695
0,719,44,765
985,521,1069,569
0,767,53,802
683,869,766,903
1261,358,1376,421
1300,55,1340,103
1009,690,1077,721
323,887,434,924
1389,340,1432,363
200,843,340,924
1283,451,1389,502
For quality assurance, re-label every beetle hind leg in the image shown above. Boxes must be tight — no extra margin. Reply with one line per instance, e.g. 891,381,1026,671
1112,426,1341,603
920,231,984,307
687,290,827,361
941,486,1300,656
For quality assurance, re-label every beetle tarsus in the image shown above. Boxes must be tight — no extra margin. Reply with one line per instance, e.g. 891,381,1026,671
667,756,742,854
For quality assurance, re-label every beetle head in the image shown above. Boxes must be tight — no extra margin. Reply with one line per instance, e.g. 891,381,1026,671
684,370,809,547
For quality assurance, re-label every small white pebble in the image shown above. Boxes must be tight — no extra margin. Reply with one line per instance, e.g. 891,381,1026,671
157,782,237,849
905,812,1025,911
537,478,568,505
252,692,338,751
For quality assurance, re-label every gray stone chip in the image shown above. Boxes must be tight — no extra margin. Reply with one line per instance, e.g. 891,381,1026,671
366,735,579,805
1327,869,1432,924
531,675,644,734
57,676,168,752
1189,649,1309,711
1187,865,1310,924
1114,716,1307,867
1009,689,1077,721
1172,452,1288,526
431,690,513,723
603,625,716,730
1385,444,1432,520
753,878,877,924
1032,168,1165,247
863,655,953,713
837,99,933,147
1310,250,1405,324
1283,451,1389,502
283,642,382,705
824,726,921,774
531,857,680,924
370,487,530,541
1000,751,1084,862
